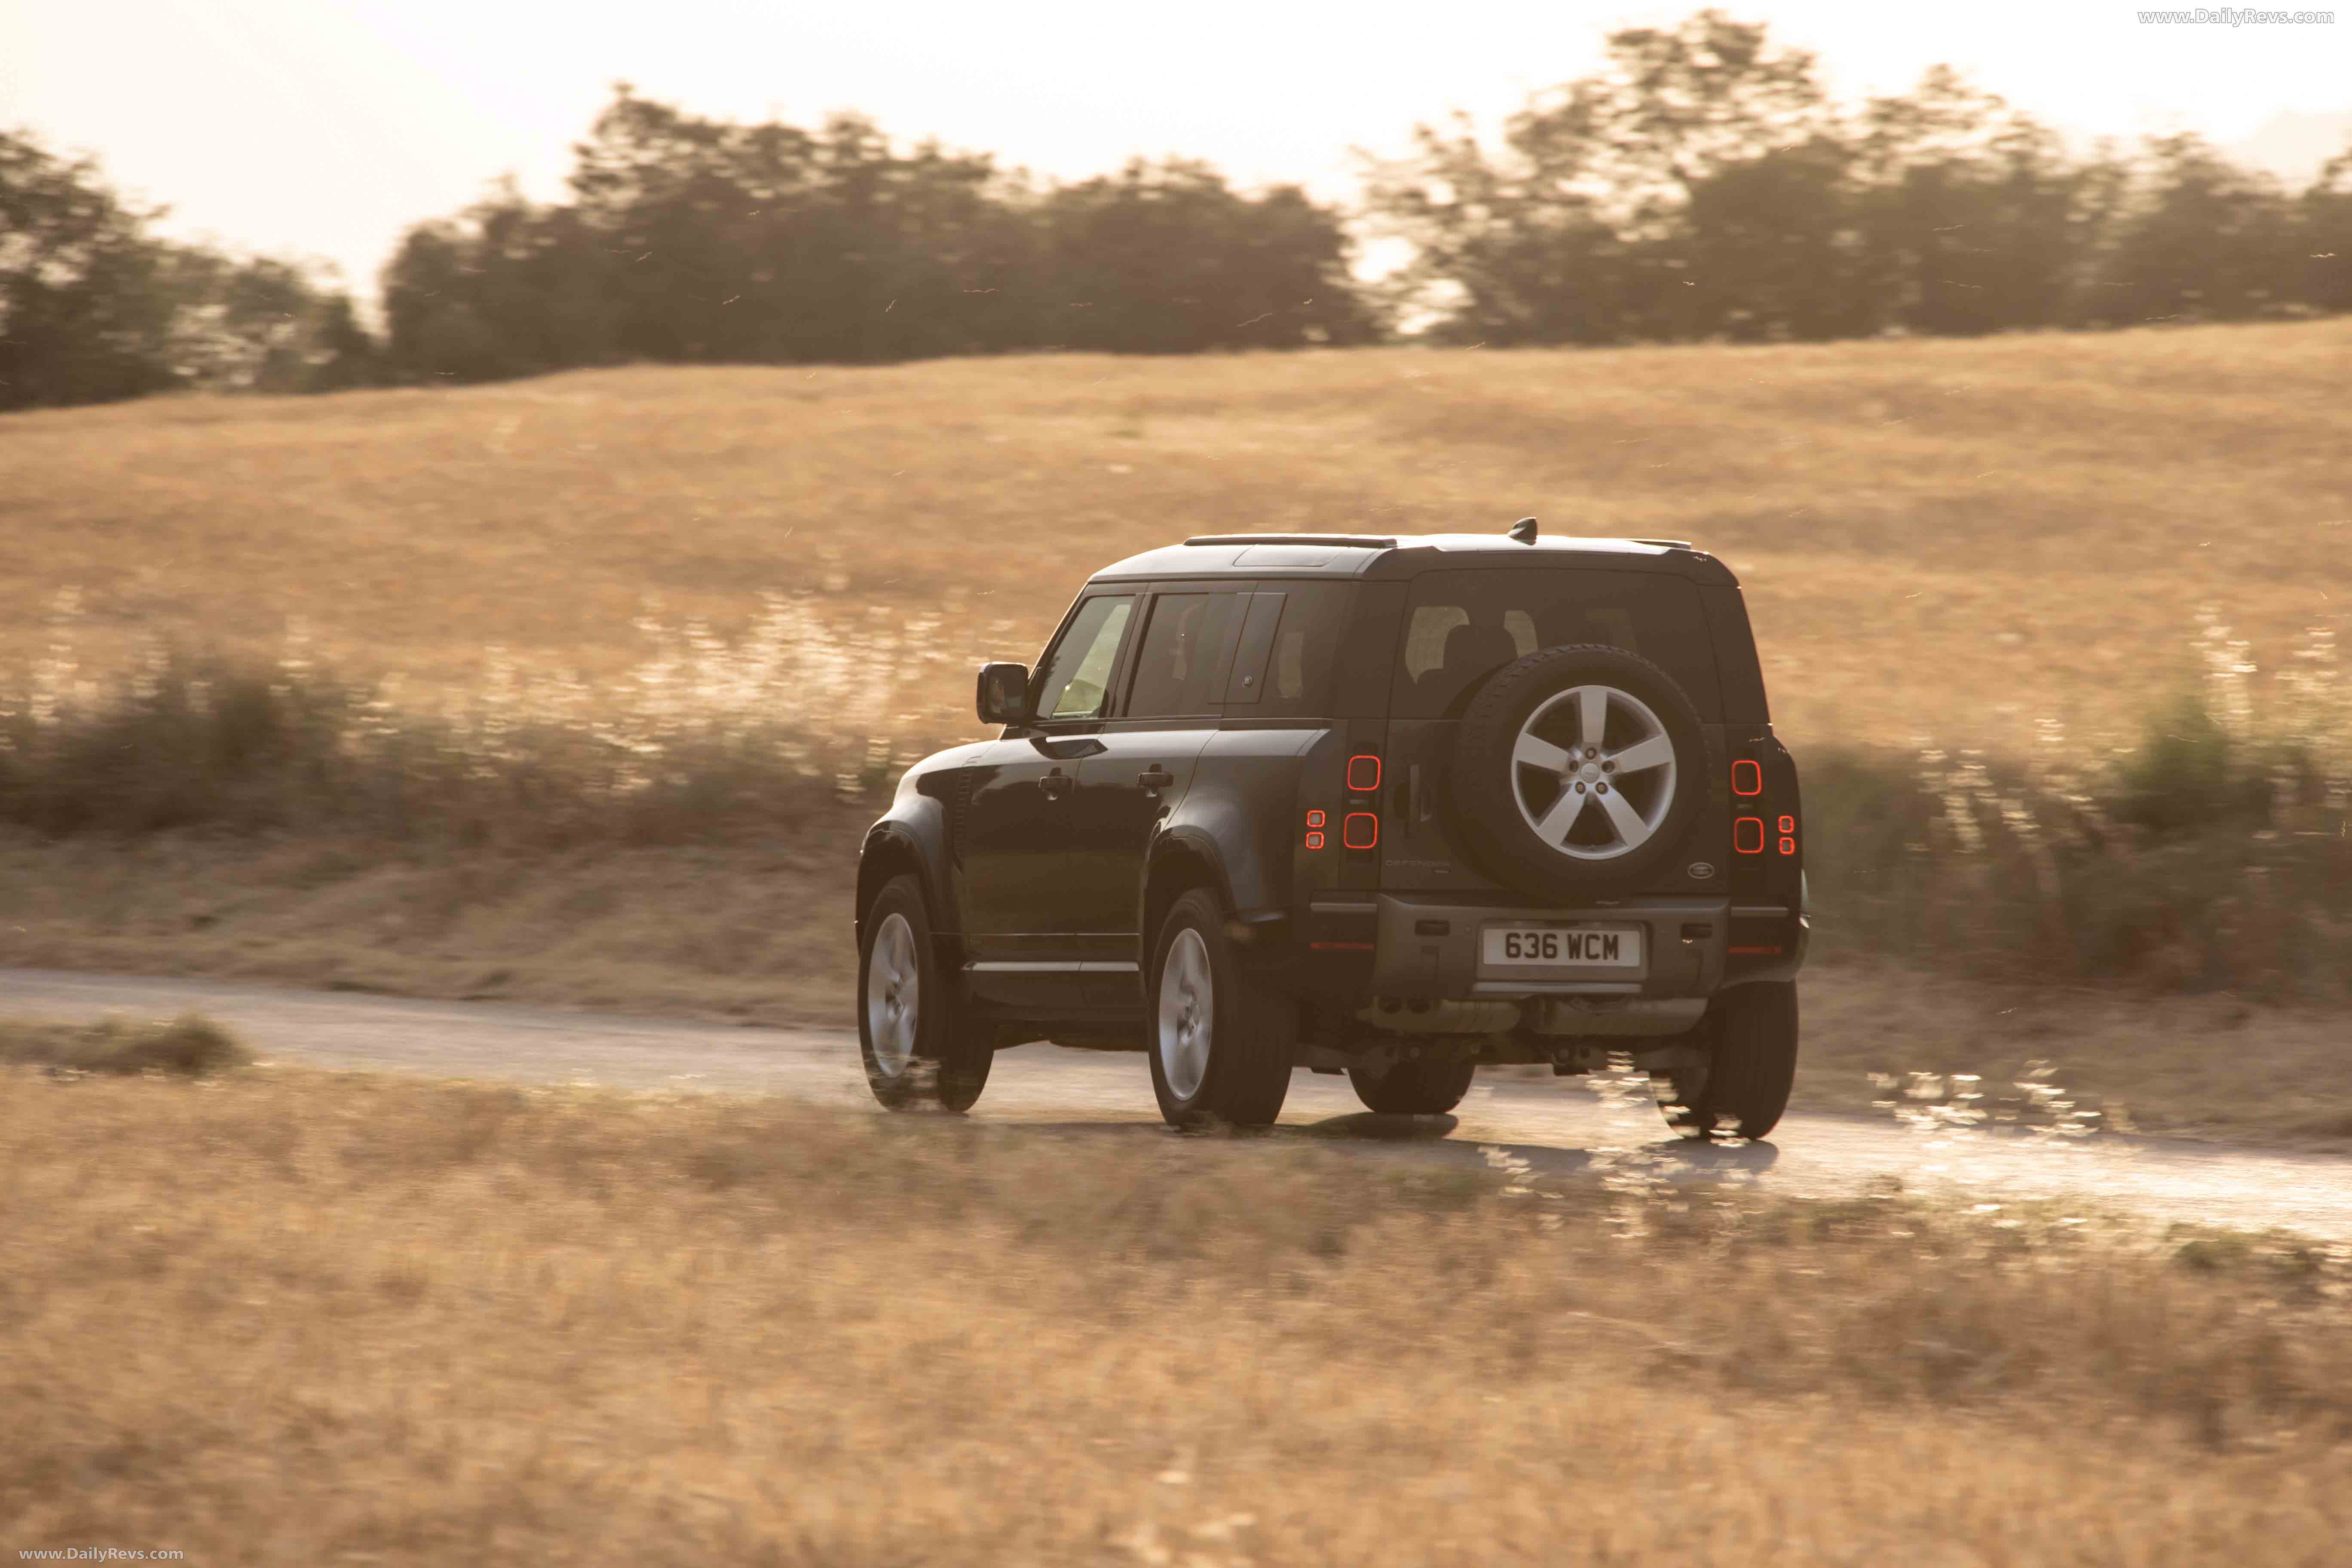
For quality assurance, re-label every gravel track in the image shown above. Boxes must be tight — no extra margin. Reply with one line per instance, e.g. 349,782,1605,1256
12,965,2351,1239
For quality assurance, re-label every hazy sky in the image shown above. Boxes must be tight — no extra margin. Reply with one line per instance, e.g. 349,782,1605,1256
5,0,2349,299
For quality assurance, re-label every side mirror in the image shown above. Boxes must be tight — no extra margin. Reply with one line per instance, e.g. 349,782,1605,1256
976,662,1031,726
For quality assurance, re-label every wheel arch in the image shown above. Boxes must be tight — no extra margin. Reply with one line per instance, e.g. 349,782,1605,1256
857,821,950,948
1141,833,1233,965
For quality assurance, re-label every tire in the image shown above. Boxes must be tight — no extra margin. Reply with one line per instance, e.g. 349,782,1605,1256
1347,1054,1477,1115
1147,888,1297,1129
858,875,992,1112
1450,644,1708,900
1655,982,1798,1141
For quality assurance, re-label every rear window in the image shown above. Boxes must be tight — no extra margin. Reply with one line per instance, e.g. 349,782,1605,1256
1390,568,1721,719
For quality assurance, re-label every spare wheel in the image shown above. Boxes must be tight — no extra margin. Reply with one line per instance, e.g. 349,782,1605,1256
1449,643,1706,900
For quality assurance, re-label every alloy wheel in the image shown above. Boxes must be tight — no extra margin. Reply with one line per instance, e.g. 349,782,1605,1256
1509,683,1678,861
864,910,920,1077
1156,927,1214,1101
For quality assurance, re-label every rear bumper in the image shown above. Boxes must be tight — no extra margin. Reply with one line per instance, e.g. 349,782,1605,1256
1297,892,1788,1003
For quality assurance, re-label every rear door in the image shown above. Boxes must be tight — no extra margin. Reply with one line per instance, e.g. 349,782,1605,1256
1070,585,1248,1000
1380,566,1728,899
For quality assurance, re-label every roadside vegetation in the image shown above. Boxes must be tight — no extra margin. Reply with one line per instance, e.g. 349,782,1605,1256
6,1065,2350,1562
0,626,2343,1003
0,1011,246,1076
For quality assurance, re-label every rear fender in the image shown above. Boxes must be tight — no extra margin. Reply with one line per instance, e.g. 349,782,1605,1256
1155,726,1328,924
1141,830,1236,952
1725,733,1805,983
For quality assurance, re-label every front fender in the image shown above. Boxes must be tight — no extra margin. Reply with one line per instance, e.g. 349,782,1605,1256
858,799,956,948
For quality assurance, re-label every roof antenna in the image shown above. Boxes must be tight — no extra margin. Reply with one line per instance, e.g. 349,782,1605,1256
1507,517,1538,544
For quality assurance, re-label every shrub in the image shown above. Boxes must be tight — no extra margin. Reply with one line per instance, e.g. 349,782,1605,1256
2113,694,2274,836
0,1014,249,1076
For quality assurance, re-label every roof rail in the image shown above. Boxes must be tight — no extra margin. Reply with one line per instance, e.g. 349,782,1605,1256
1632,538,1694,550
1181,533,1398,549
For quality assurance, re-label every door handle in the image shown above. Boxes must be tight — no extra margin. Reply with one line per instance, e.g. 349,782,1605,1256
1137,767,1176,790
1039,769,1073,799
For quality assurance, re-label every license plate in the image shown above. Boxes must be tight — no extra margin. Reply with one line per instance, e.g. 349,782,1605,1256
1480,925,1643,968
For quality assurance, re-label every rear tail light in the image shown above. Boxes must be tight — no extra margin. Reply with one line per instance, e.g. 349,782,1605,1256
1733,817,1765,854
1347,754,1382,792
1343,812,1379,849
1731,760,1762,796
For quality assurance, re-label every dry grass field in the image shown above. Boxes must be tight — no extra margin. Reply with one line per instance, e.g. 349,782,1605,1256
3,322,2348,1145
4,320,2348,753
8,1061,2352,1564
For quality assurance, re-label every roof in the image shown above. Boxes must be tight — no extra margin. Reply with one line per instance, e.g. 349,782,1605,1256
1087,531,1739,587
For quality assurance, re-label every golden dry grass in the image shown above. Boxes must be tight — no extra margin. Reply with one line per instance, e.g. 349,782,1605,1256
4,322,2349,753
0,829,862,1023
9,338,2351,1561
7,1065,2352,1564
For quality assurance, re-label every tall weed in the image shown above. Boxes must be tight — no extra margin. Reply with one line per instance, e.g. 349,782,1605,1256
0,591,1001,847
1808,616,2349,997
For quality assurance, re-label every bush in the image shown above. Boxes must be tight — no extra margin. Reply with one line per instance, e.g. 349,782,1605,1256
0,1013,248,1076
1805,694,2349,998
2113,694,2274,836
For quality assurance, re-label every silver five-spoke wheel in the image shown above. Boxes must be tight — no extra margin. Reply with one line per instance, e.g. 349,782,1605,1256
1510,683,1678,860
1156,927,1214,1101
864,910,919,1078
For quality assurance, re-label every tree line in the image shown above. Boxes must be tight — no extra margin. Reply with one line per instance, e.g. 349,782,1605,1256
1363,12,2352,345
378,90,1376,384
5,9,2350,411
0,131,381,409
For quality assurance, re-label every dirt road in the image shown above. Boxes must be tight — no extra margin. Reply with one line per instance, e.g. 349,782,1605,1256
11,964,2351,1240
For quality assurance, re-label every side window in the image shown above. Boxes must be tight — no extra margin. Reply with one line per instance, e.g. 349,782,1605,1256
1127,592,1246,718
1226,583,1354,716
1032,596,1136,720
1224,593,1286,706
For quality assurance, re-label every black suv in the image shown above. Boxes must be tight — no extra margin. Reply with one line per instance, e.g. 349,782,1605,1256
854,524,1807,1137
